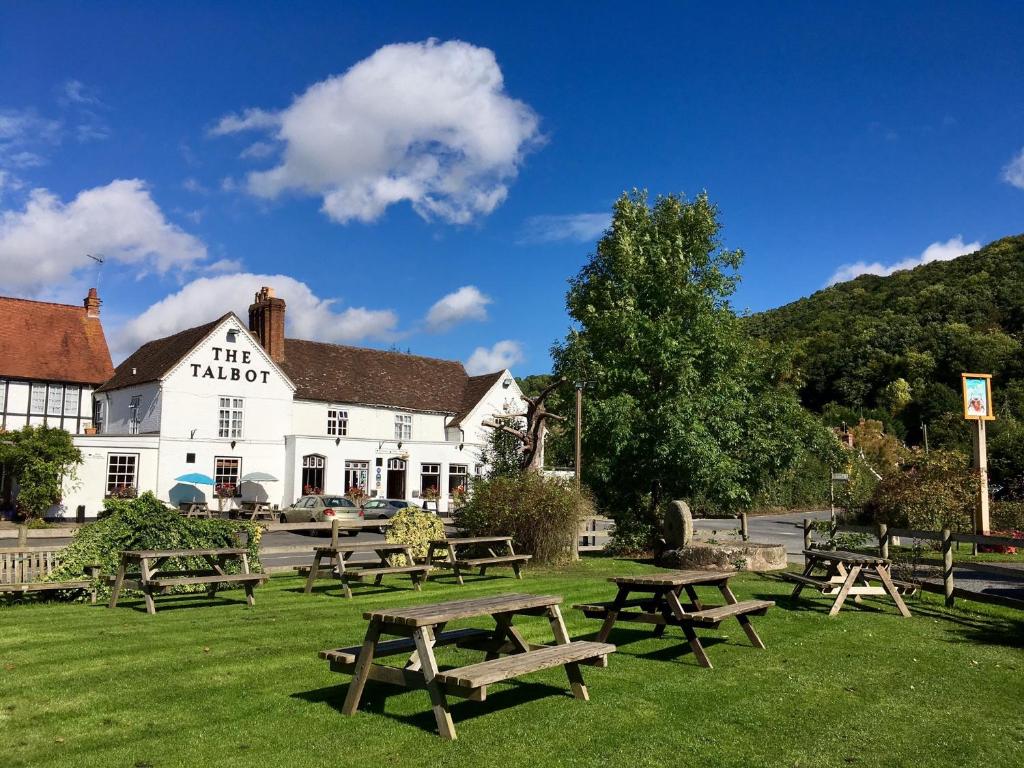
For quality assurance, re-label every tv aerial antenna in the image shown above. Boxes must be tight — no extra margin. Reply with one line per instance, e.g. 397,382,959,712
86,253,104,290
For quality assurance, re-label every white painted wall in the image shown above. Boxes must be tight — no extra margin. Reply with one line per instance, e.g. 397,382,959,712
58,435,161,519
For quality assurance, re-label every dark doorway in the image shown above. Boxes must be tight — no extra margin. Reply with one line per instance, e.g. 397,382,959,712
386,458,406,499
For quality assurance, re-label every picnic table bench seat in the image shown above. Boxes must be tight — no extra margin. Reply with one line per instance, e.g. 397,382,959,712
426,537,530,583
680,599,775,624
433,640,614,690
789,550,912,617
146,572,267,588
321,628,496,666
345,564,432,579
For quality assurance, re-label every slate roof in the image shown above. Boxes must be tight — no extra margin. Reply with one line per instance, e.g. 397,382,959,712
0,295,114,385
96,317,507,418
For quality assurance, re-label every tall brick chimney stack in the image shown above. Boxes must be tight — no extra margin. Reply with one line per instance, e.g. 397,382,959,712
248,286,286,362
84,288,101,318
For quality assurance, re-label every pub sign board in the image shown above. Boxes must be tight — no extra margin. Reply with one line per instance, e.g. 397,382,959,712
961,373,995,421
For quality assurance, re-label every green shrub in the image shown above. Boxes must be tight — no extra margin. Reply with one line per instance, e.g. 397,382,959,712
456,473,592,565
385,507,445,565
865,449,977,531
47,492,261,598
992,501,1024,532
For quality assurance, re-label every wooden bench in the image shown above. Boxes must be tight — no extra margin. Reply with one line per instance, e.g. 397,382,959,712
327,593,615,739
300,543,430,598
108,547,266,614
434,641,613,690
788,550,911,617
426,536,531,584
678,599,775,625
0,547,99,603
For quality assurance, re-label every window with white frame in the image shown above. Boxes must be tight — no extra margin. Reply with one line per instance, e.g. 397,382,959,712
93,400,104,433
46,384,63,417
448,464,469,495
63,385,79,416
214,456,242,496
327,408,348,436
301,454,326,494
29,383,46,414
218,397,244,438
106,454,138,495
420,463,441,496
394,413,412,440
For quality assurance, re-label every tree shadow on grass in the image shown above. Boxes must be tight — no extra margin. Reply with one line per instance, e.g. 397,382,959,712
111,593,252,613
285,582,411,598
908,602,1024,649
578,624,728,664
294,679,573,735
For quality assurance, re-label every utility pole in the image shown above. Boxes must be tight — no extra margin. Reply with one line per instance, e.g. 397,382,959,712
574,382,584,491
921,422,929,455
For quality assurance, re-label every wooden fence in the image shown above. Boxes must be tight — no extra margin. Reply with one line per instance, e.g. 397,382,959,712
803,518,1024,611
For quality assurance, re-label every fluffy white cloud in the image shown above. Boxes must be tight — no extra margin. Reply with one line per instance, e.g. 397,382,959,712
826,236,981,286
213,39,541,224
0,108,61,168
0,179,207,293
113,273,399,361
208,107,279,136
465,340,523,375
425,285,491,332
1003,147,1024,190
240,141,275,160
518,212,610,244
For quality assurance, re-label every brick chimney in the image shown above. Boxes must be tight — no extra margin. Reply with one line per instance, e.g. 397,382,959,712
248,286,286,362
84,288,101,318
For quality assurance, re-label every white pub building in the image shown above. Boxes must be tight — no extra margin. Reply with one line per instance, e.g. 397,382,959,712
63,287,523,517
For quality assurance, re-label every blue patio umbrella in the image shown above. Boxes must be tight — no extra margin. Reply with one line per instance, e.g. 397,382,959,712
175,472,216,485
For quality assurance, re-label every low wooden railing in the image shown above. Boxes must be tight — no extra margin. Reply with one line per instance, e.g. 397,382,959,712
802,518,1024,610
0,546,67,584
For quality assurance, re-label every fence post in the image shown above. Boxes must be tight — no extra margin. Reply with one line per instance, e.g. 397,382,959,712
740,513,749,542
17,524,28,547
331,518,339,547
941,527,954,608
803,518,811,565
878,523,888,560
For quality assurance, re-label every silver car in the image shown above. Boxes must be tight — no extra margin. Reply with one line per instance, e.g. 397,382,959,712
280,494,363,534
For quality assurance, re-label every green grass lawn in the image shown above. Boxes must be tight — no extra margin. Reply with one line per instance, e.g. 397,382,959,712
2,557,1023,768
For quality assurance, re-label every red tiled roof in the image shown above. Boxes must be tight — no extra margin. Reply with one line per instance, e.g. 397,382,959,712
449,371,506,426
0,295,114,385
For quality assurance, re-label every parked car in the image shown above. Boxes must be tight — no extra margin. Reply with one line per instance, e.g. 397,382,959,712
361,498,420,531
280,494,363,534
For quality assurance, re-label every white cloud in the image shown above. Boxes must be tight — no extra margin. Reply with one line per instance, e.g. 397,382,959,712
213,39,541,225
208,107,279,136
204,258,243,273
59,80,101,106
182,177,209,194
240,141,275,160
425,285,491,332
1003,147,1024,190
0,179,207,293
113,273,399,361
465,340,523,375
827,235,981,285
518,212,610,244
0,108,62,168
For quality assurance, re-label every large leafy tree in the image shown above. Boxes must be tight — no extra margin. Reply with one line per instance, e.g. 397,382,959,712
552,190,839,530
0,425,82,519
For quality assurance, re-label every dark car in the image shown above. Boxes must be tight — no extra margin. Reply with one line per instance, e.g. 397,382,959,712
361,498,420,531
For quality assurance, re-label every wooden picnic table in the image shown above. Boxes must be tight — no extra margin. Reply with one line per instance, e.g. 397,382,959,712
783,549,911,617
178,501,213,518
426,535,531,584
236,501,276,522
108,547,267,614
321,593,615,739
575,570,774,669
298,542,432,598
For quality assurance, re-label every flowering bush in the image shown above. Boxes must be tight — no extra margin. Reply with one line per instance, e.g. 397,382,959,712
385,507,445,565
979,530,1024,555
303,484,322,495
214,482,236,512
345,485,367,506
106,484,138,499
451,484,468,508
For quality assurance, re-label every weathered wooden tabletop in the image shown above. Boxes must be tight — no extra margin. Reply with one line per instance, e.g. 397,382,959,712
122,547,249,558
802,549,890,566
608,570,734,587
429,536,513,547
314,542,412,554
364,593,562,626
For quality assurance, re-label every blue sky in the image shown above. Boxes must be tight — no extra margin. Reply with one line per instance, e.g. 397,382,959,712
1,2,1022,373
